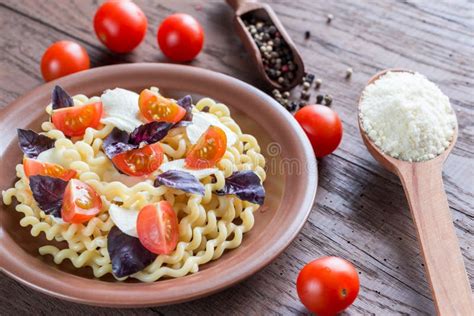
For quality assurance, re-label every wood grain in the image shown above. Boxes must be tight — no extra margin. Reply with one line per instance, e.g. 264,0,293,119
0,0,473,315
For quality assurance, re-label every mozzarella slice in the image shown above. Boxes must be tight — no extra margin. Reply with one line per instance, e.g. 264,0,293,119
36,148,65,166
109,204,139,237
159,159,217,179
186,112,237,147
101,88,143,133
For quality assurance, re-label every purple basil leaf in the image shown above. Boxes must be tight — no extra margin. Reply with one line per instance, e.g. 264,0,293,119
177,95,193,121
29,175,68,218
107,226,157,278
17,129,55,159
154,170,205,195
216,171,265,205
52,85,74,110
102,128,136,159
129,121,173,146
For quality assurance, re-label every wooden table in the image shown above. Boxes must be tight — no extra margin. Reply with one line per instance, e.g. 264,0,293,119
1,1,472,314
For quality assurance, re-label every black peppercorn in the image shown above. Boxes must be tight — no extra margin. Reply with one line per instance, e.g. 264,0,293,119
316,94,324,104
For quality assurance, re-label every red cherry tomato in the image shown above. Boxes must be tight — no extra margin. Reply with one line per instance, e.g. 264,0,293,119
294,104,343,158
23,158,76,181
297,256,359,316
138,89,186,123
41,41,90,82
51,102,103,137
137,201,179,255
185,126,227,169
94,0,147,53
157,13,204,62
111,143,164,176
62,179,102,224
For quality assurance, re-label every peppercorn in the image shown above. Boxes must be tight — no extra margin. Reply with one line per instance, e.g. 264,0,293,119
346,67,353,79
304,31,311,40
282,91,290,99
289,101,298,112
305,73,315,83
316,94,324,104
301,92,310,101
324,94,333,106
315,78,322,89
327,14,334,24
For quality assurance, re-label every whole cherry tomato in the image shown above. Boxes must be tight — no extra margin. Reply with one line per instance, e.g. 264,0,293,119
294,104,343,158
41,41,90,82
297,256,359,316
157,13,204,62
94,0,148,53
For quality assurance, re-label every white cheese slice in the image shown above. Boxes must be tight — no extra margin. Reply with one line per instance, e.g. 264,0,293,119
36,148,65,166
100,88,143,133
186,112,237,147
159,159,217,179
109,204,139,237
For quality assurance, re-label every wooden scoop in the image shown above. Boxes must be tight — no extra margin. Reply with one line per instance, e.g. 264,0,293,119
359,69,474,315
226,0,305,90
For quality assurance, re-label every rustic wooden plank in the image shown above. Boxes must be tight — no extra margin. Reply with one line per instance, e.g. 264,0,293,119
0,0,472,315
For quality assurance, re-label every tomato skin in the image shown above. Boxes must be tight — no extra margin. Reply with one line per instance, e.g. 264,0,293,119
157,13,204,62
137,201,179,255
138,89,186,123
23,158,76,181
185,126,227,169
51,102,103,137
41,41,90,82
112,143,164,176
296,256,359,316
94,0,147,53
294,105,343,158
62,179,102,224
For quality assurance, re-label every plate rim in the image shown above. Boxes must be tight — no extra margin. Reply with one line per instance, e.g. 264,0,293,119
0,63,317,307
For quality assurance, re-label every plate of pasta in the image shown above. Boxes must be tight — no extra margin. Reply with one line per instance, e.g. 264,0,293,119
0,63,317,307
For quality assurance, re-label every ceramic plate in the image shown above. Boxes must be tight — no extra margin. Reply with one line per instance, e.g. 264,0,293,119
0,63,317,307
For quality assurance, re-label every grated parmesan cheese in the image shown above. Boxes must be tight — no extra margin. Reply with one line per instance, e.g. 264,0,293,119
359,71,457,162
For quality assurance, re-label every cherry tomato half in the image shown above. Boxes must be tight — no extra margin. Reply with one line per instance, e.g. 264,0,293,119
137,201,179,255
138,89,186,123
157,13,204,62
297,256,359,316
294,104,343,158
62,179,102,224
112,143,164,176
51,102,103,137
185,126,227,169
41,41,90,82
94,0,147,53
23,158,76,181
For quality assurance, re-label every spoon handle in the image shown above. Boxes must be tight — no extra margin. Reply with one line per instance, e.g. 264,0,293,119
398,164,474,315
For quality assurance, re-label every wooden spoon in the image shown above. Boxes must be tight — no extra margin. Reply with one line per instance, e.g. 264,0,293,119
359,69,474,315
226,0,305,90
